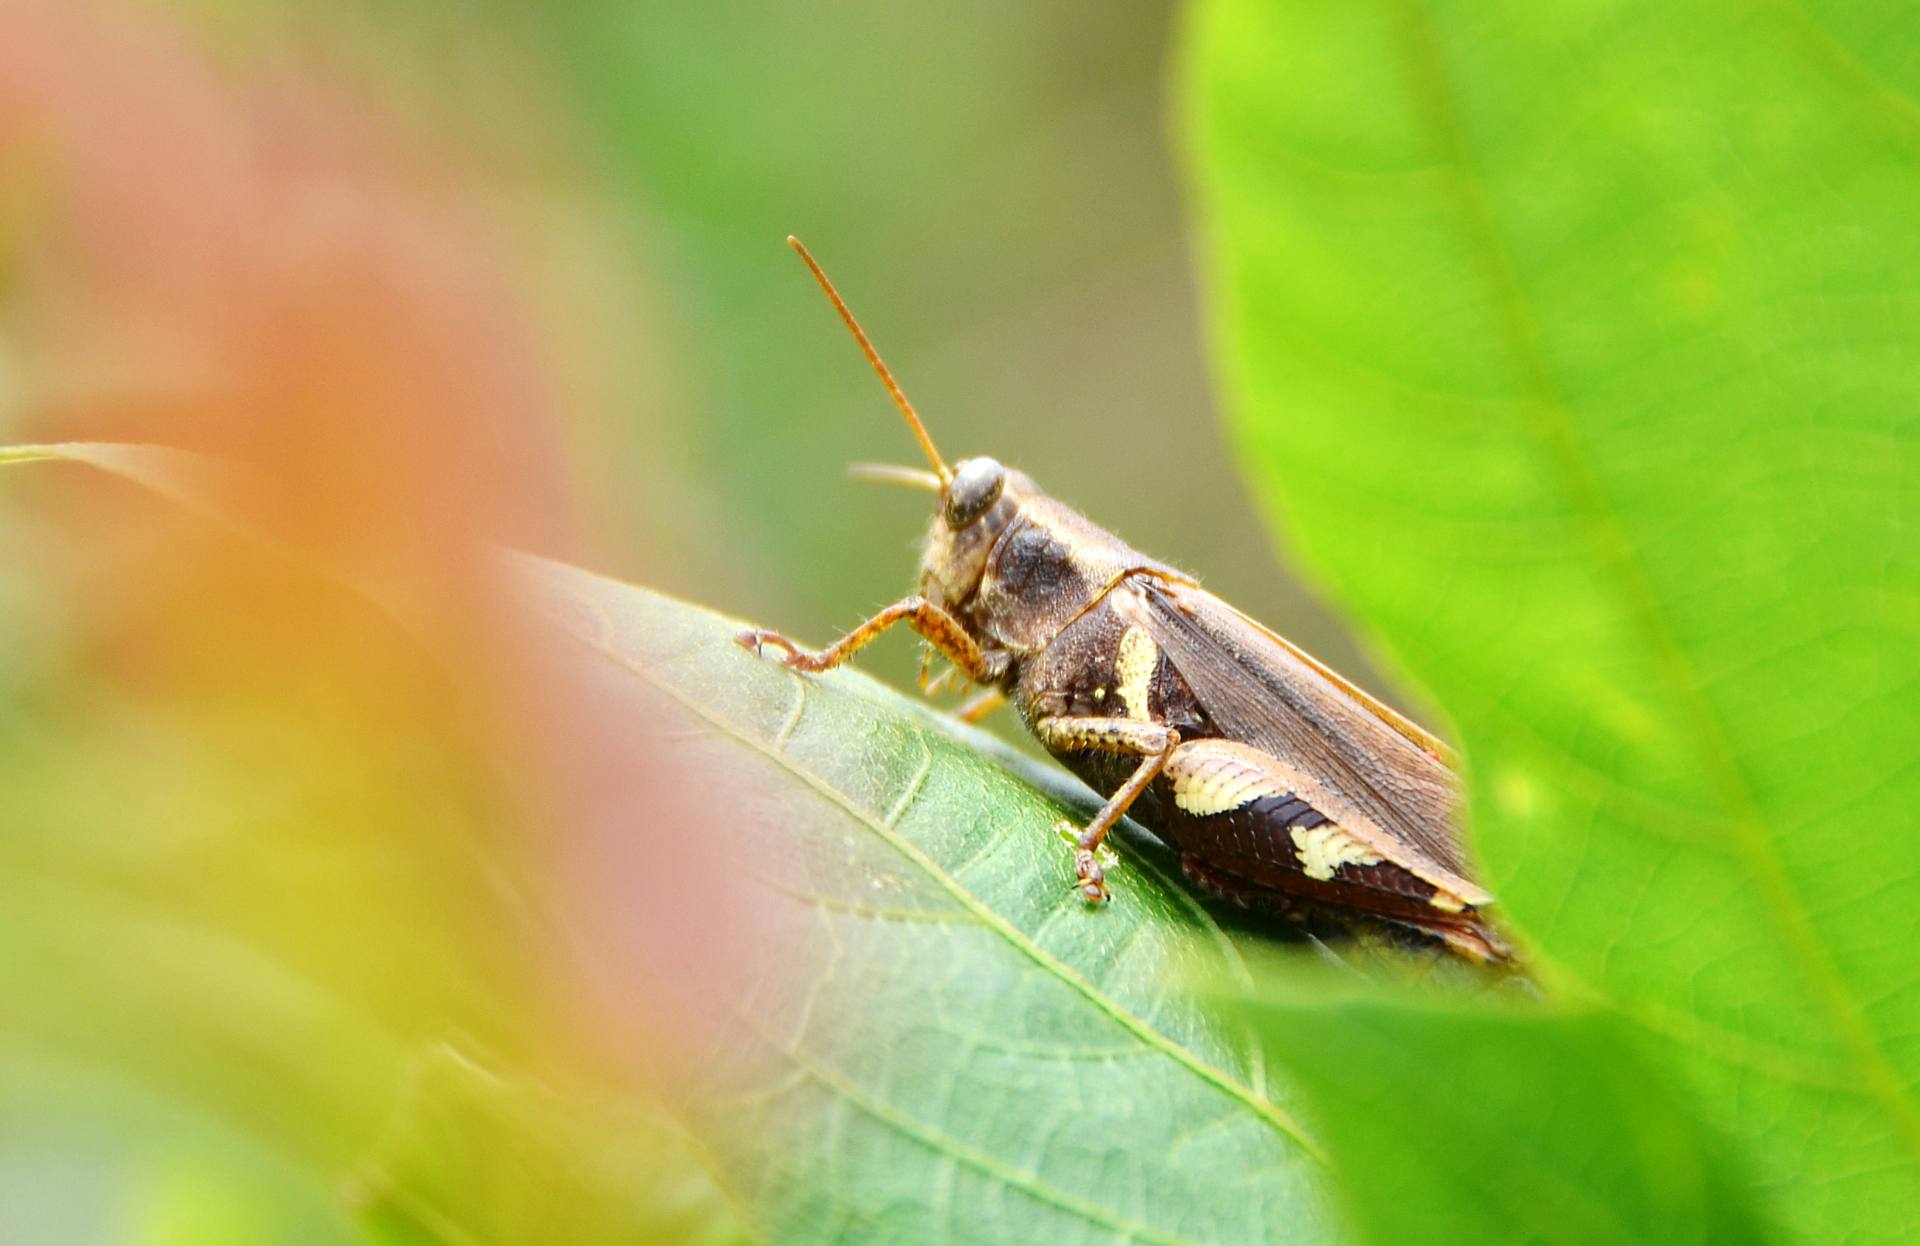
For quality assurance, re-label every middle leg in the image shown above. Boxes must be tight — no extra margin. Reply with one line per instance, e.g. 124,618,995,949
1033,715,1180,901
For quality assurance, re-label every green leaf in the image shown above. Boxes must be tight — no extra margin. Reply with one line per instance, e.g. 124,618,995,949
1187,2,1920,1242
507,555,1332,1244
1238,990,1770,1246
7,443,1337,1245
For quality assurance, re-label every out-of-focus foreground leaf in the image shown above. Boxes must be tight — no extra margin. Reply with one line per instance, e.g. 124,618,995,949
353,1046,750,1246
1242,990,1769,1246
1188,3,1920,1243
5,444,1333,1245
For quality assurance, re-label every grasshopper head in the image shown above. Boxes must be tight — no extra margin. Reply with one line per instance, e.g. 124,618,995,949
918,455,1033,611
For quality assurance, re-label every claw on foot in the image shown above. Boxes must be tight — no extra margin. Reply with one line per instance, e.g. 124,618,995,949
734,629,803,665
1054,819,1114,904
1073,848,1109,903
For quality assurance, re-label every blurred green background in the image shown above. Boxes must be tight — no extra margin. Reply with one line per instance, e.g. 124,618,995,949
315,0,1379,687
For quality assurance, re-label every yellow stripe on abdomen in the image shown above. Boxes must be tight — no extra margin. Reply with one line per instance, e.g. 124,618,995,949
1289,824,1383,881
1167,739,1290,817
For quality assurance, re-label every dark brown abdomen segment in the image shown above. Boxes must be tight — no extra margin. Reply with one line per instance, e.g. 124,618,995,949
1060,749,1507,962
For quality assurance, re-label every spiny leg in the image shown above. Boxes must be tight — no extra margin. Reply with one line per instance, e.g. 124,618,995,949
737,595,1007,684
1033,715,1179,902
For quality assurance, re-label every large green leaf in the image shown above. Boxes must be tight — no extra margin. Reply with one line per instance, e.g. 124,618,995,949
504,554,1332,1244
1187,2,1920,1242
1238,989,1769,1246
5,444,1334,1244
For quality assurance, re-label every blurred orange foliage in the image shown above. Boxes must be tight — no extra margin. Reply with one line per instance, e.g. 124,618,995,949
0,0,762,1132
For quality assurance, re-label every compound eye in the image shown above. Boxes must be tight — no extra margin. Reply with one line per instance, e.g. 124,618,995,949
943,457,1006,528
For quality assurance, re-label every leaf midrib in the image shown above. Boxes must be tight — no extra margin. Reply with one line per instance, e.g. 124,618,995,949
763,1018,1212,1246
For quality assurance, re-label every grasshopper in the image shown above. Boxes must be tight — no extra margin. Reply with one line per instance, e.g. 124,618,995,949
739,238,1506,962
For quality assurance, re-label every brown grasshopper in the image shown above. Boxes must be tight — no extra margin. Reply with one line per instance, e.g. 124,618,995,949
738,238,1506,962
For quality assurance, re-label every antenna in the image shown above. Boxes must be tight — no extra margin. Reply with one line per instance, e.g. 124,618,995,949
788,236,951,485
847,461,943,492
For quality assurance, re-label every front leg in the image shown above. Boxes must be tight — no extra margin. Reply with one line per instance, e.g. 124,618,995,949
736,595,1009,685
1033,715,1179,902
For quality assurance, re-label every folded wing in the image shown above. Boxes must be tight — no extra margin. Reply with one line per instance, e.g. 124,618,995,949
1132,574,1490,907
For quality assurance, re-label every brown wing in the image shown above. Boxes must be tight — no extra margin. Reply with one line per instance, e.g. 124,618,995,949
1128,574,1491,906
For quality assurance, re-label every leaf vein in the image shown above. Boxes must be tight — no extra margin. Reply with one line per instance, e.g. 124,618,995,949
531,561,1323,1162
